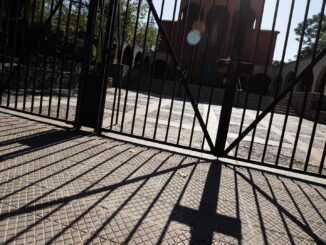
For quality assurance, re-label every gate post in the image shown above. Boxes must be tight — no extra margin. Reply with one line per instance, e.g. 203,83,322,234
214,0,251,156
75,0,117,131
75,0,99,128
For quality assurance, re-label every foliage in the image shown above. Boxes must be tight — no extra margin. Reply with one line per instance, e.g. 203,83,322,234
272,60,281,66
114,0,158,52
294,14,326,59
3,0,158,60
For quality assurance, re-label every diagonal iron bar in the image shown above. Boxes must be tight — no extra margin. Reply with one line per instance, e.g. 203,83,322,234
223,48,326,155
146,0,215,152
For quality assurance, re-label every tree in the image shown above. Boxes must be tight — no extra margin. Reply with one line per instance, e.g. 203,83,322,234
1,0,158,61
294,14,326,59
116,0,158,52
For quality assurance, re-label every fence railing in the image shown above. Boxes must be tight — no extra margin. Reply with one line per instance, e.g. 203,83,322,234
1,0,325,177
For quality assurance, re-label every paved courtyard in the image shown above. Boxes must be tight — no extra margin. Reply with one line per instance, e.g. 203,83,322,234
1,87,326,174
0,110,325,244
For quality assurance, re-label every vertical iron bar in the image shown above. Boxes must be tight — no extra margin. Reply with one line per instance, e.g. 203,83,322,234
75,0,99,126
198,0,220,150
261,0,296,163
164,0,192,142
176,2,206,145
201,87,214,150
109,0,131,129
153,0,180,140
21,0,38,111
289,0,313,169
289,77,310,169
147,0,215,151
215,0,251,155
114,0,130,127
7,3,21,107
141,0,167,137
13,2,22,109
66,0,83,121
223,49,326,155
57,0,74,119
191,0,230,149
39,55,48,114
109,3,120,129
177,0,207,147
31,0,49,113
304,83,325,172
312,0,326,59
235,0,266,156
248,0,280,160
318,142,326,175
120,0,145,133
0,2,12,106
38,0,51,115
47,1,63,117
235,0,265,156
304,0,326,170
96,0,119,132
275,0,311,166
130,9,152,135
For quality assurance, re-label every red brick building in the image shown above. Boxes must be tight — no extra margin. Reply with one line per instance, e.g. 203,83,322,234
158,0,279,89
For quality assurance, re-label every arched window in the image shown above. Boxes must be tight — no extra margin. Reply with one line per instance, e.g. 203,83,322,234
206,6,229,48
180,4,204,33
230,9,256,41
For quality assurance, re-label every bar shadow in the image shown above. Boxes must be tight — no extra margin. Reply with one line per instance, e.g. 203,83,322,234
0,115,325,244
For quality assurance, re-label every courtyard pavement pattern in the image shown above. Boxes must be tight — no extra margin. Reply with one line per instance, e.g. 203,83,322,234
0,111,325,244
2,88,325,173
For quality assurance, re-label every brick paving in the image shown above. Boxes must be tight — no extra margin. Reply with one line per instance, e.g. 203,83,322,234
0,111,325,244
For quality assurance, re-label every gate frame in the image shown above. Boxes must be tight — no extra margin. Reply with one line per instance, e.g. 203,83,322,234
75,0,253,156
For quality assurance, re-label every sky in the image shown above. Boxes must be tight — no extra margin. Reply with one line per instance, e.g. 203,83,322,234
152,0,325,62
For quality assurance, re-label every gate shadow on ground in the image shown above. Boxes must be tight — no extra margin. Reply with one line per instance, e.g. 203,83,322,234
0,113,325,244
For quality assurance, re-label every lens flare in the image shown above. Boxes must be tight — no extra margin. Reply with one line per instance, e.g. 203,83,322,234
187,30,201,46
192,21,206,33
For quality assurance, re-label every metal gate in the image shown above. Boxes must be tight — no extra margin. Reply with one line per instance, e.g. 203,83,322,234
0,0,88,123
1,0,326,178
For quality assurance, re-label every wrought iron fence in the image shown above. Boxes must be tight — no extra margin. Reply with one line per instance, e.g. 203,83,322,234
0,0,88,122
1,0,325,177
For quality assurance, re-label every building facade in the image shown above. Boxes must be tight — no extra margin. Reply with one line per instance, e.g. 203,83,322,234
158,0,279,91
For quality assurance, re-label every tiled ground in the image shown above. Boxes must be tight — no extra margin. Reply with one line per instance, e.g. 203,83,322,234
2,88,325,174
0,111,325,244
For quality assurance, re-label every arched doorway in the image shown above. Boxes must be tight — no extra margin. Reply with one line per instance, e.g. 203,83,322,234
154,60,169,79
315,67,326,93
249,73,272,95
143,56,150,75
122,46,133,66
284,71,295,90
297,70,313,92
272,74,283,95
134,52,142,68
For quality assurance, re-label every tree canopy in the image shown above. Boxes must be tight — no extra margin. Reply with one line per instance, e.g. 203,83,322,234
294,13,326,59
1,0,158,60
